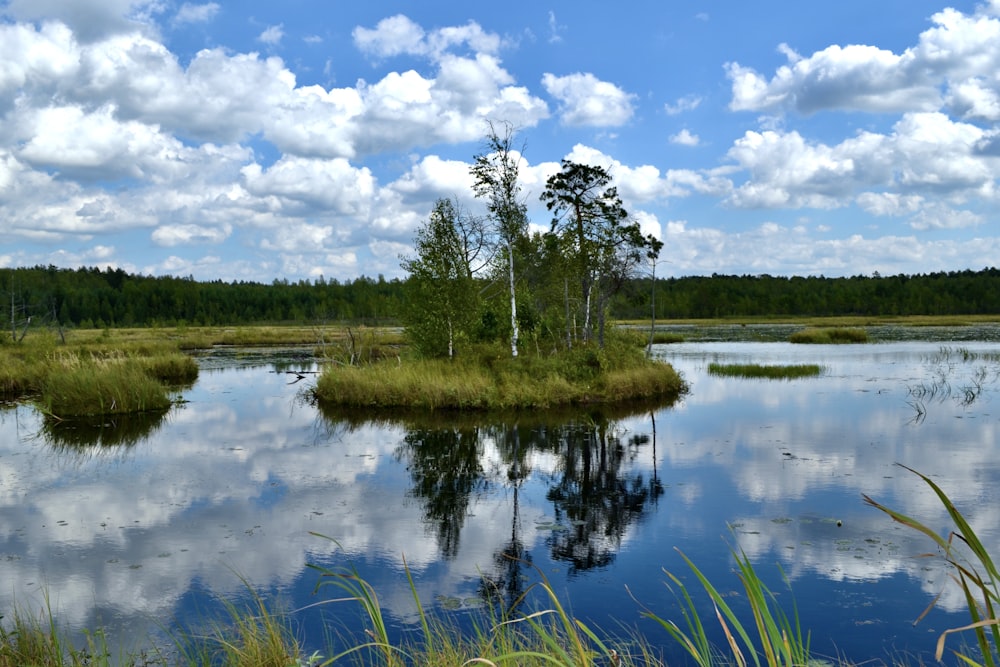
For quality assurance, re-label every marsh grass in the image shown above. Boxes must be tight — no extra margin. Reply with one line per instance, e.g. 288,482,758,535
175,585,301,667
864,464,1000,666
312,338,686,410
38,356,174,419
306,532,640,666
637,544,813,667
0,598,116,667
788,328,868,344
708,363,823,379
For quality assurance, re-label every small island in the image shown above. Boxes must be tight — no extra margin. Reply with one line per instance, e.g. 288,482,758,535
311,126,685,411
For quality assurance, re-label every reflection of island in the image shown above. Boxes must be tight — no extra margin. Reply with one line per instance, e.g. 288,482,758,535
38,410,170,451
398,425,489,559
541,416,663,575
390,405,669,604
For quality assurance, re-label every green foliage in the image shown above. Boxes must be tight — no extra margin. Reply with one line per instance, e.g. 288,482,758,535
708,363,823,379
400,198,482,358
788,327,868,344
865,465,1000,666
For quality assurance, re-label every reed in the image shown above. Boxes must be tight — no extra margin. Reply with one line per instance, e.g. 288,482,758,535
788,327,868,344
175,584,301,667
708,363,823,379
864,465,1000,666
0,598,116,667
637,544,813,667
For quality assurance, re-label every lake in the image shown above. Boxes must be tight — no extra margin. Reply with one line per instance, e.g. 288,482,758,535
2,327,1000,664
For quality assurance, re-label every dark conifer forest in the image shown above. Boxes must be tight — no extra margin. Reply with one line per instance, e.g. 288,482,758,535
2,265,999,330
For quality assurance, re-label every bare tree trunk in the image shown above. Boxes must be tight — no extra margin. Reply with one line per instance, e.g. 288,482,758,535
647,261,656,357
564,276,572,349
508,238,518,358
447,317,454,359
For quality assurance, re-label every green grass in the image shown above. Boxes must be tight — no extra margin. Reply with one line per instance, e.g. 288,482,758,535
708,363,823,379
788,327,868,344
1,334,197,418
312,337,687,410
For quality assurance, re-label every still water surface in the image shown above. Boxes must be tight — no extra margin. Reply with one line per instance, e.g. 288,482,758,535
2,329,1000,664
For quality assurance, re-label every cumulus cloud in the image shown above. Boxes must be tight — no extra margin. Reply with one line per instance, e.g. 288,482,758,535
2,0,165,42
727,6,1000,117
541,72,635,126
173,3,220,26
353,14,502,61
670,129,700,146
723,112,994,213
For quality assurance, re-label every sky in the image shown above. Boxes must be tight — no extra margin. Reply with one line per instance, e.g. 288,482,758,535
1,0,999,284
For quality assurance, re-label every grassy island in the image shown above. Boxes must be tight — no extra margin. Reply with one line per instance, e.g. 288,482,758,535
312,333,687,410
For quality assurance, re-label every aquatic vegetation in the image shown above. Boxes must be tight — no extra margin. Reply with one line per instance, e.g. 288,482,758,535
708,363,823,379
312,338,687,410
865,465,1000,666
788,327,868,344
0,332,197,417
639,546,813,667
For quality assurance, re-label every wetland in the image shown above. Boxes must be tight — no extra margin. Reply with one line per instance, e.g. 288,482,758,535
2,324,1000,664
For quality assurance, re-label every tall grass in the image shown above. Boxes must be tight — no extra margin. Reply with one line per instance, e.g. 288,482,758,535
638,545,812,667
0,597,116,667
788,328,868,344
708,363,823,379
175,585,301,667
37,356,174,419
1,334,197,417
313,338,687,410
864,464,1000,665
305,532,637,666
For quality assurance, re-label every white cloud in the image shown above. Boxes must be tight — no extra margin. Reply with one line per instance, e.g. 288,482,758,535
727,6,1000,117
2,0,166,42
856,192,924,217
670,129,700,146
240,156,376,216
152,222,232,246
353,14,502,61
664,94,702,115
908,203,983,230
258,24,284,45
723,112,994,212
173,3,219,26
547,11,566,44
541,72,635,126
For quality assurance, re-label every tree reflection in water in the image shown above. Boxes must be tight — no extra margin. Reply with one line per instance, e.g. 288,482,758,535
541,415,662,575
398,424,489,560
389,404,667,612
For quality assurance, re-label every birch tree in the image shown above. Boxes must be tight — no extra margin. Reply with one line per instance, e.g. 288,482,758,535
470,121,529,358
400,198,482,359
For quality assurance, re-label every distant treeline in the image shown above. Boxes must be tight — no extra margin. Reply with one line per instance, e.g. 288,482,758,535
2,265,999,330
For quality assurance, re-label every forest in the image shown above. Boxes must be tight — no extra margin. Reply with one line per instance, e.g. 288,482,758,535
3,264,1000,333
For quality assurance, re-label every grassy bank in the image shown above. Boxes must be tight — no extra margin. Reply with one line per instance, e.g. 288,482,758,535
1,334,198,418
312,335,687,410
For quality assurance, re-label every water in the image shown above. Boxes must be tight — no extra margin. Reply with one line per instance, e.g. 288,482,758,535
2,334,1000,664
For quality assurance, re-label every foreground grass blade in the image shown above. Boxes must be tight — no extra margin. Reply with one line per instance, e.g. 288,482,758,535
865,464,1000,666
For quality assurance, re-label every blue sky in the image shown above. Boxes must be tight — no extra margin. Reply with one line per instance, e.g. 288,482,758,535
1,0,998,283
